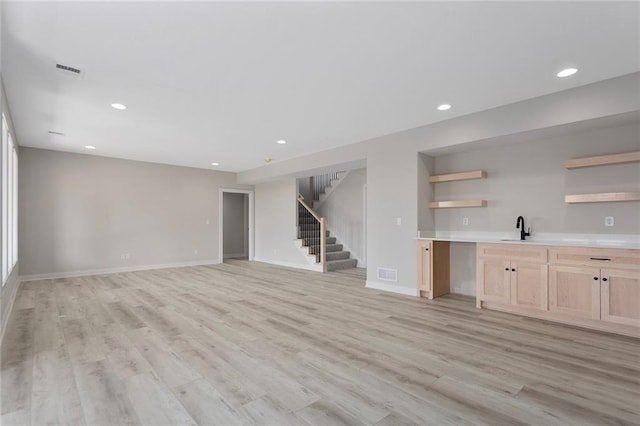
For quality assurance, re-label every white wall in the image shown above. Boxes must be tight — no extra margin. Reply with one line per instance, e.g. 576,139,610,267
223,192,247,258
449,242,476,296
432,121,640,235
254,178,311,269
0,77,20,342
317,168,367,266
240,73,640,294
19,148,250,278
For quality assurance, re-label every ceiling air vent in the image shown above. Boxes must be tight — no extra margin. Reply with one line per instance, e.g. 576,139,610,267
377,267,398,282
55,63,82,75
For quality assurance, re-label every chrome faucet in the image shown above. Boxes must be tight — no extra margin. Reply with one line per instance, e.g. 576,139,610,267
516,216,531,241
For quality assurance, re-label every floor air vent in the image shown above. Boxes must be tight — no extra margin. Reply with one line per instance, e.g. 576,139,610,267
377,267,398,282
56,63,82,75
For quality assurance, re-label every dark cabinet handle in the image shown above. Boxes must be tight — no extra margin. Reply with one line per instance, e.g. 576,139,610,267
593,277,599,280
505,268,509,271
511,268,516,272
602,277,608,282
590,257,611,261
425,248,429,251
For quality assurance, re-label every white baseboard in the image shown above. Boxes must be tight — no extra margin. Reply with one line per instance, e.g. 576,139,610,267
253,257,324,272
19,259,221,282
366,280,418,297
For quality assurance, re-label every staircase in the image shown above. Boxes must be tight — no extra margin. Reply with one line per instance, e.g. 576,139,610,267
296,200,358,272
306,171,349,209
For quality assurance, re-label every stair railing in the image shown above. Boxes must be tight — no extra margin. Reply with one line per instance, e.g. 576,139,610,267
297,195,327,272
308,172,341,206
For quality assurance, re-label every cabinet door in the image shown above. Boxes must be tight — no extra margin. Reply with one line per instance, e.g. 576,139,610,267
601,268,640,327
478,258,510,304
510,262,548,310
417,241,432,297
549,265,600,320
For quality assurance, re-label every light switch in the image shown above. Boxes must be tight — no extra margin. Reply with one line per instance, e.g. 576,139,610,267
396,217,402,226
605,216,614,227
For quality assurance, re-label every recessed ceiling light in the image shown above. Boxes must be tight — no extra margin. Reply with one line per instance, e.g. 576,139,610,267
85,145,96,150
556,68,578,78
111,103,127,110
277,140,287,145
437,104,452,111
211,162,219,166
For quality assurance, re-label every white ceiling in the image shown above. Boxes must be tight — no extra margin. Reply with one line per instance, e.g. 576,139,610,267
2,1,639,172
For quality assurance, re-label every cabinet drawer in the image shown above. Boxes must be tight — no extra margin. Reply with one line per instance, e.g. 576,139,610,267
549,247,640,270
477,243,547,263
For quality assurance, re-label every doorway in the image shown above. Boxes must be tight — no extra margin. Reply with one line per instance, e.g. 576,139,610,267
219,189,254,262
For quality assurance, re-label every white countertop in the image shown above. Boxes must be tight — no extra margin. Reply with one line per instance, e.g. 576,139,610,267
416,231,640,249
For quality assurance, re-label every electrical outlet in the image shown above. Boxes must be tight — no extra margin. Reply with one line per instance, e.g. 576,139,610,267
396,217,402,226
453,287,462,293
125,253,130,260
205,219,210,225
120,253,125,260
194,249,198,255
605,216,614,227
462,217,469,226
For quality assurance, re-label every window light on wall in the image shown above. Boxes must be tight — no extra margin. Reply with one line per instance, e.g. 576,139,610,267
1,113,18,285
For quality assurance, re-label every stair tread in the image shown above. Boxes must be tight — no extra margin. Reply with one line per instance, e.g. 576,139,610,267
327,258,357,264
326,258,358,271
326,251,350,260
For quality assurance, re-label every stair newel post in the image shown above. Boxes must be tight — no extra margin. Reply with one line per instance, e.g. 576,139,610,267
320,217,327,272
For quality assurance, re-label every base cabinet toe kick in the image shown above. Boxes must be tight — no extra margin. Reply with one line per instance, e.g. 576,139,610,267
476,244,640,337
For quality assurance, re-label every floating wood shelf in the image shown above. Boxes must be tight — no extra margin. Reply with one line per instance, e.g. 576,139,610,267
429,170,487,183
565,192,640,204
564,151,640,169
429,200,488,209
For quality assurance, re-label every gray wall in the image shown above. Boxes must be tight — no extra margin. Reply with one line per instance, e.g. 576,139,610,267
239,73,640,293
317,168,367,266
297,177,312,204
223,192,247,258
432,121,640,235
254,178,311,268
19,147,248,277
449,242,476,296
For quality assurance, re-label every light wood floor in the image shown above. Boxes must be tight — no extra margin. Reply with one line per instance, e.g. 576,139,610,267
2,260,639,425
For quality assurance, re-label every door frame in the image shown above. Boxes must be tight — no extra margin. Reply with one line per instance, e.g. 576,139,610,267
362,183,367,267
219,188,254,263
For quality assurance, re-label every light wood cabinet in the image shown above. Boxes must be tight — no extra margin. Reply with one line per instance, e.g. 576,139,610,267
600,268,640,327
477,258,510,305
549,247,640,327
477,244,548,311
416,240,449,299
416,240,431,295
510,261,548,311
549,265,601,320
422,240,640,337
